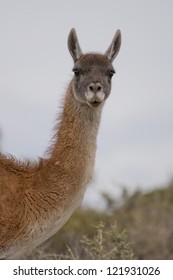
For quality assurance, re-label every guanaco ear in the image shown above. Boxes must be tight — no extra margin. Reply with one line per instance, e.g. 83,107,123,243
68,28,82,62
105,29,121,62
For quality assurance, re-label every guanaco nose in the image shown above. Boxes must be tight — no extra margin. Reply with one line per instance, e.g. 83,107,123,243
88,82,102,93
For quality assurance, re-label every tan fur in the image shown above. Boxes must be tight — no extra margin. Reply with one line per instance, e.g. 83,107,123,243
0,28,121,259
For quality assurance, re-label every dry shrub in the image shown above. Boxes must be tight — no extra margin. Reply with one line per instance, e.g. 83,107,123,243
27,180,173,260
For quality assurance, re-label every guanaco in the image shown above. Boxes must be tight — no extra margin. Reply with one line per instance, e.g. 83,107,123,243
0,28,121,259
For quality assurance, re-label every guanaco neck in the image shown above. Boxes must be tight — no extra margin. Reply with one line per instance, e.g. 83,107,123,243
46,80,104,187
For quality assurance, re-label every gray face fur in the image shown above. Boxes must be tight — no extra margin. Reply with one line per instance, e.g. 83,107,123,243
68,28,121,108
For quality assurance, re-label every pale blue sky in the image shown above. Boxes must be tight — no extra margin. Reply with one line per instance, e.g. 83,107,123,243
0,0,173,207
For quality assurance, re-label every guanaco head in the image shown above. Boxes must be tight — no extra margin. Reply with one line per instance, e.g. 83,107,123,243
68,28,121,108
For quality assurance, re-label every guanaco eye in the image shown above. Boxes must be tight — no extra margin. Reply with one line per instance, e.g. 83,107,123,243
72,68,80,77
108,69,115,79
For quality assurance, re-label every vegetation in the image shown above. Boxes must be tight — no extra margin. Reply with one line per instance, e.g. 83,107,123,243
27,179,173,260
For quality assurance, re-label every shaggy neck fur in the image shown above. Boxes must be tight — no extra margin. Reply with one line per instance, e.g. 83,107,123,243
49,81,103,183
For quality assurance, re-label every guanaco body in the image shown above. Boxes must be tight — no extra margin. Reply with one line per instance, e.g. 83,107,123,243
0,28,121,259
